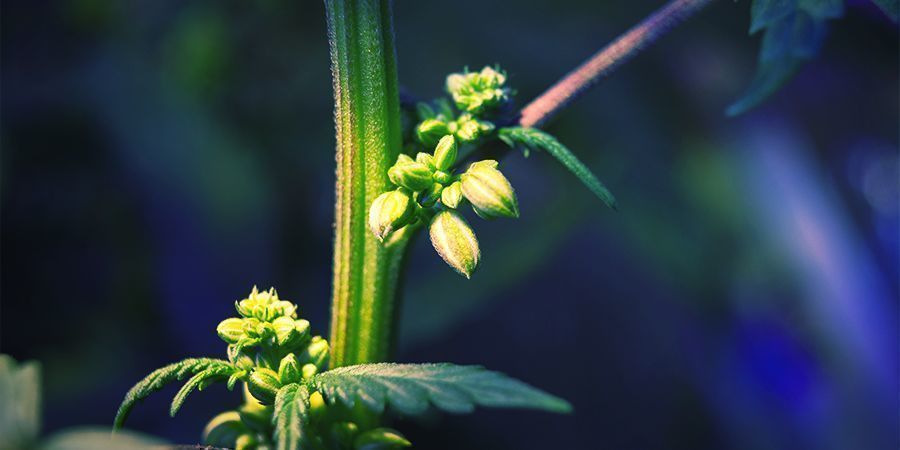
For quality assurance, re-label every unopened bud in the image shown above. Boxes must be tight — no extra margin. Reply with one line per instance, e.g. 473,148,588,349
454,114,494,143
441,182,463,209
416,119,450,148
354,427,412,449
235,434,258,450
388,156,433,191
419,183,443,208
432,170,453,185
247,368,281,404
302,363,318,379
217,318,245,344
432,135,458,171
461,162,519,219
278,354,302,384
203,411,247,448
415,152,435,171
301,336,330,369
429,210,480,278
368,190,415,241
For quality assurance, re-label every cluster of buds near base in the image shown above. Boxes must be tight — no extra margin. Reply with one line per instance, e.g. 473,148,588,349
203,287,410,450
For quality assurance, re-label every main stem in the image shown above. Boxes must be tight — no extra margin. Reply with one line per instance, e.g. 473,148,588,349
326,0,405,368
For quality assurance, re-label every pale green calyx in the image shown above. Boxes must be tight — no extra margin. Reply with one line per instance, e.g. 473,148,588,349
416,119,450,148
461,161,519,219
429,210,481,278
441,181,463,209
368,189,415,241
446,66,511,114
432,135,458,170
454,113,495,143
388,155,433,191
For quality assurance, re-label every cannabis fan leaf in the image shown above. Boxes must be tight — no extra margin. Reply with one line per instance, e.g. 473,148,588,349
311,363,573,415
273,384,311,450
499,127,617,210
114,358,235,430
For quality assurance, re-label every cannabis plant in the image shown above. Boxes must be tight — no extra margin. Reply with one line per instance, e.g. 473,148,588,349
113,0,896,448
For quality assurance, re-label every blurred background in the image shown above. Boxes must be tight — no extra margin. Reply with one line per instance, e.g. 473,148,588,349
1,0,897,449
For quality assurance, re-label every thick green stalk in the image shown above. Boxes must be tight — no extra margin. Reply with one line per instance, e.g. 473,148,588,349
325,0,406,367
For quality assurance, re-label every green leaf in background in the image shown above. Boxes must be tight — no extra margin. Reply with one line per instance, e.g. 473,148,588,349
869,0,899,21
728,0,845,116
114,358,233,429
272,384,311,450
310,363,572,416
498,127,617,210
0,354,41,450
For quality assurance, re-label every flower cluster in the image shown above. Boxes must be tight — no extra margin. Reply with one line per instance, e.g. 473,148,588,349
370,66,519,278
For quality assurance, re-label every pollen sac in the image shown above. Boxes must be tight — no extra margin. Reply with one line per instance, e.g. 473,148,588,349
300,336,330,370
446,65,511,114
461,161,519,219
368,189,415,241
429,210,480,278
441,181,463,209
416,119,450,148
247,368,282,404
454,114,495,143
277,353,302,384
203,411,248,448
388,154,434,191
432,135,458,171
217,318,246,344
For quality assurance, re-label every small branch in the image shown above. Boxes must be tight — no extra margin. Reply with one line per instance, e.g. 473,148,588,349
518,0,716,128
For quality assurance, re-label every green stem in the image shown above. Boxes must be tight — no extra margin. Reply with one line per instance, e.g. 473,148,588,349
325,0,406,368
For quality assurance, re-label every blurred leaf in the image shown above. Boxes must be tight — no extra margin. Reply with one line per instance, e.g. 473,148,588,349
750,0,797,33
42,428,167,450
311,363,572,415
869,0,899,21
0,354,41,450
499,127,616,209
728,0,842,116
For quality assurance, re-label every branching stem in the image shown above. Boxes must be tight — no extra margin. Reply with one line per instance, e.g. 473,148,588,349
519,0,716,128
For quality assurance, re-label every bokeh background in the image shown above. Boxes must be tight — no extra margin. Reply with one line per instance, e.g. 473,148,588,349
2,0,897,449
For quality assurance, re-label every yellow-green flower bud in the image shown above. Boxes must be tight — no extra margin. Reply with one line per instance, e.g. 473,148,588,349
235,434,258,450
278,354,302,384
247,368,281,404
354,427,412,449
454,114,495,143
388,155,433,191
446,66,510,114
302,363,318,379
217,318,245,344
432,135,458,171
309,391,326,418
461,162,519,219
429,210,480,278
416,119,450,148
301,336,330,370
432,170,453,185
368,190,415,241
415,152,436,171
203,411,247,448
441,181,463,209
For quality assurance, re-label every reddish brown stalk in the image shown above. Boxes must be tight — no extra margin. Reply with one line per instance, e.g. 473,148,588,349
519,0,716,128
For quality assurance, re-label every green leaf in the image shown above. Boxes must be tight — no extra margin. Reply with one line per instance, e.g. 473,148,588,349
869,0,899,21
169,365,236,417
310,363,572,416
750,0,797,33
0,354,41,449
114,358,233,430
272,383,311,450
498,127,616,209
730,0,844,115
